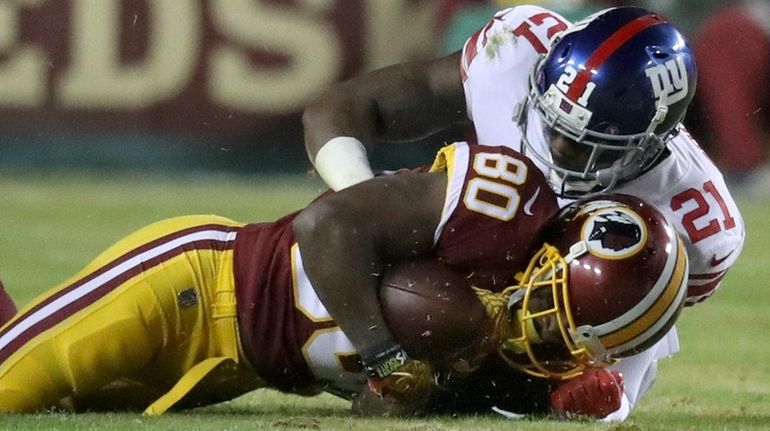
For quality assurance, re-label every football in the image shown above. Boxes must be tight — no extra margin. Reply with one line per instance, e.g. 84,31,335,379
379,258,491,364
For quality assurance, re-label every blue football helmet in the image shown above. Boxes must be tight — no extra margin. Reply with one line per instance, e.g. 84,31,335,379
516,7,697,197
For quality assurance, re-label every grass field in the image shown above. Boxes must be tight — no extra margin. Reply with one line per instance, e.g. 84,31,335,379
0,172,767,431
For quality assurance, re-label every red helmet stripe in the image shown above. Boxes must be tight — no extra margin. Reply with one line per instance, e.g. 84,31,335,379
566,14,666,102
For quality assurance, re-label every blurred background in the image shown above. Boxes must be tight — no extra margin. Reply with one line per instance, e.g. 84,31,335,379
0,3,768,427
1,0,768,196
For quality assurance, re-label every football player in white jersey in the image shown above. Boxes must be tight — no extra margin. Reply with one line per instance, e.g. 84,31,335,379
302,6,745,421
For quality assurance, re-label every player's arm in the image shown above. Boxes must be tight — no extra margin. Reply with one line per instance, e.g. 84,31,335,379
302,52,468,191
292,171,446,379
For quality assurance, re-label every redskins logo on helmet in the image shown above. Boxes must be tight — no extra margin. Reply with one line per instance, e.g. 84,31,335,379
581,205,647,259
496,194,688,380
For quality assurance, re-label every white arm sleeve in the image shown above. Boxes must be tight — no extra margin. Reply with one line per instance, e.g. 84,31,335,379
313,137,375,191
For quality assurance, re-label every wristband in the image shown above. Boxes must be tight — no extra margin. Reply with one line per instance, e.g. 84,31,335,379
361,343,409,379
313,137,375,191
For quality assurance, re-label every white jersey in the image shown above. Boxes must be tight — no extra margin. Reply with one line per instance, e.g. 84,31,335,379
461,6,745,421
461,6,745,306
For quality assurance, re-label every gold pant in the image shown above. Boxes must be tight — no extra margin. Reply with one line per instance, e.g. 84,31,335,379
0,215,263,414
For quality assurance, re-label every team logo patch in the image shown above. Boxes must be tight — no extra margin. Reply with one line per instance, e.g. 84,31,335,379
177,288,199,308
645,57,689,105
581,206,648,260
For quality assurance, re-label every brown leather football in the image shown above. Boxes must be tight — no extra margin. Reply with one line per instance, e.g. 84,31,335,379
379,258,490,364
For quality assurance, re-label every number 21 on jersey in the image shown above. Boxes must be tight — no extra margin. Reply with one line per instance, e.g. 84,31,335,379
464,152,528,221
670,180,737,243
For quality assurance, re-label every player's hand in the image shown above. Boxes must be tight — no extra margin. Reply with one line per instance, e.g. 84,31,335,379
366,359,435,405
550,367,624,420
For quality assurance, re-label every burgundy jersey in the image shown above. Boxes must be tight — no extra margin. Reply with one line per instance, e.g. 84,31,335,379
429,142,559,290
234,204,368,397
233,142,558,396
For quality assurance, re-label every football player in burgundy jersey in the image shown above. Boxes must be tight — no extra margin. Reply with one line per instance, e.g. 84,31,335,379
0,143,555,415
0,142,686,420
302,6,744,420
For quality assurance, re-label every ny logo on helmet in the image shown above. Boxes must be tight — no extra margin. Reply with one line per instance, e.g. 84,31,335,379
645,57,689,105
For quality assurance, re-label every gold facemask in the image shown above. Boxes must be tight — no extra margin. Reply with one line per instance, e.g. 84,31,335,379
474,243,616,381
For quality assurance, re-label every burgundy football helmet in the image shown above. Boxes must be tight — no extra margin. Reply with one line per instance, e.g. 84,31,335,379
498,194,688,380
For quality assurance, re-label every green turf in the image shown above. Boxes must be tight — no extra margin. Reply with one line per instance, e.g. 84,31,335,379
0,172,767,431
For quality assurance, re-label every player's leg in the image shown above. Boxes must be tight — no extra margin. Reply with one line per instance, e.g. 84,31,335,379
57,210,263,413
127,216,265,414
0,215,249,412
85,214,264,412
